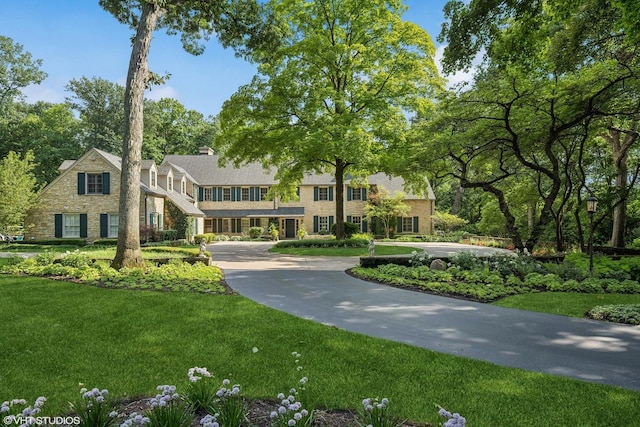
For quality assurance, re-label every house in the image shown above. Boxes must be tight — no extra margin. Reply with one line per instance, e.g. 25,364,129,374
26,148,204,243
27,147,434,242
163,147,436,239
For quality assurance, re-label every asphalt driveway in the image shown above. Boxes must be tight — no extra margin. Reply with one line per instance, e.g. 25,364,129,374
212,241,640,391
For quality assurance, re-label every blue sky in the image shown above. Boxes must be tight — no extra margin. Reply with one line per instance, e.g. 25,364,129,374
1,1,467,118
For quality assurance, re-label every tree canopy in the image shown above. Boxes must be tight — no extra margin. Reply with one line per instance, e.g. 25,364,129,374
216,0,442,238
0,150,40,235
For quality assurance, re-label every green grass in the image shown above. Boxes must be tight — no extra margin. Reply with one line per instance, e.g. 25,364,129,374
1,275,639,426
269,244,419,257
493,292,640,317
0,245,200,259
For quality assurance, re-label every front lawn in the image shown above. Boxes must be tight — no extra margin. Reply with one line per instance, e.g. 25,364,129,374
494,292,640,317
1,274,639,426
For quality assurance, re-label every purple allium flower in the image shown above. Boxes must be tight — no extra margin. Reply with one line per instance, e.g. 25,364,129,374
287,420,296,426
270,411,278,419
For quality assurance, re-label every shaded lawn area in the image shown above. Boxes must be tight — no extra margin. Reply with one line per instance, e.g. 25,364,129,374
493,292,640,317
1,275,639,427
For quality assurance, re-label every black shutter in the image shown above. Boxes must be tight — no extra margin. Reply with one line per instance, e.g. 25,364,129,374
100,214,108,238
329,187,334,201
314,187,319,201
102,172,110,194
80,214,88,238
77,173,86,195
54,214,63,238
347,187,352,201
313,216,319,233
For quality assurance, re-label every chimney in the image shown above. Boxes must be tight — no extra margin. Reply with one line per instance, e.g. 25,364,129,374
199,146,214,156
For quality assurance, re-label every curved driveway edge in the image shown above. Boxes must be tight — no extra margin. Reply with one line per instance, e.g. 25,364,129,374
212,241,640,391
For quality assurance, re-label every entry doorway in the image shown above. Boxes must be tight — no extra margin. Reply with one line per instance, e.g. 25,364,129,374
285,219,296,239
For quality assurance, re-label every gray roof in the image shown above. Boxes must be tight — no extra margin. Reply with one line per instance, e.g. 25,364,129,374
203,207,304,218
144,184,204,217
163,154,434,200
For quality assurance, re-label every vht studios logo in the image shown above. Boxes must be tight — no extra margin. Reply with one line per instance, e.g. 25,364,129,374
3,415,81,426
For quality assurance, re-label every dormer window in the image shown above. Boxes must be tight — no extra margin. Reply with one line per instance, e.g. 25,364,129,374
167,176,173,192
181,180,186,195
151,170,157,188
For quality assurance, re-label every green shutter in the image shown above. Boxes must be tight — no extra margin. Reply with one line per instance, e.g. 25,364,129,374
80,214,88,238
198,187,204,202
250,187,255,201
313,216,319,233
217,187,223,201
347,215,352,222
102,172,110,194
77,173,86,195
361,188,367,200
413,216,419,233
329,187,334,201
314,187,319,201
158,214,163,230
55,214,63,238
100,214,108,238
347,187,352,201
329,216,334,228
397,217,402,233
362,219,368,232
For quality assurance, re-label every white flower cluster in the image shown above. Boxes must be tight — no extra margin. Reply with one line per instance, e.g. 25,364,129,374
215,379,241,398
120,412,150,427
439,407,466,427
150,385,179,408
188,366,213,383
269,391,309,426
200,414,219,427
361,397,389,412
1,397,46,418
81,387,109,404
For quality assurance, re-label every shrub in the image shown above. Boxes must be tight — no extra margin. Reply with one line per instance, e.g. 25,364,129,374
409,250,432,267
604,279,640,294
159,230,178,241
525,273,562,290
273,238,368,249
586,304,640,325
331,222,359,238
451,251,483,271
249,226,264,239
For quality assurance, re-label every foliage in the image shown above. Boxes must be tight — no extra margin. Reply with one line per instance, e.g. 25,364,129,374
357,398,400,427
0,150,41,234
331,222,359,239
0,35,47,111
71,387,117,427
364,186,411,239
144,385,194,427
432,211,467,232
1,256,226,294
409,251,432,267
249,226,264,239
215,0,442,239
586,304,640,325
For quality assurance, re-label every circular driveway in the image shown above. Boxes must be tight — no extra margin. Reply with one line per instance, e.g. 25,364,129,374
212,241,640,391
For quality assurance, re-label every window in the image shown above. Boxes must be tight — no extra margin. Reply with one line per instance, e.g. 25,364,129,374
87,173,103,194
352,188,362,201
204,188,213,201
319,216,329,233
64,214,81,238
181,180,186,195
260,187,269,201
402,217,414,233
241,187,250,201
250,218,263,228
109,214,119,237
223,188,231,201
241,218,250,232
351,216,362,231
167,177,173,192
318,187,329,200
151,170,157,187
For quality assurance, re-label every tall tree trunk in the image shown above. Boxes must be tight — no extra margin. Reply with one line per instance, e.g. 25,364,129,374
334,158,346,240
605,119,638,248
451,185,464,215
112,2,163,269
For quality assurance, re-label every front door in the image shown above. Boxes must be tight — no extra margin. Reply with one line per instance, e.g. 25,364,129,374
285,219,296,238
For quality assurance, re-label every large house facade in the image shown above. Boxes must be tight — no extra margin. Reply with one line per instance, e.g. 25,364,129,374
27,147,435,242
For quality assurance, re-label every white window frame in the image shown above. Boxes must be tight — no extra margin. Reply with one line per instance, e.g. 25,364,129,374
223,188,231,201
108,214,119,238
241,187,250,201
260,187,269,201
351,216,362,231
319,216,329,233
352,188,362,201
402,217,414,233
204,188,213,201
63,214,81,238
150,170,157,188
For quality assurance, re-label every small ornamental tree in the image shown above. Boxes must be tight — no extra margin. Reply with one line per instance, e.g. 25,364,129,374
364,186,410,239
432,211,467,232
0,150,40,235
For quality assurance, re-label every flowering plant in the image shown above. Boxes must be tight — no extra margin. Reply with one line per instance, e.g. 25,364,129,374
438,406,466,426
184,367,216,412
209,379,246,427
71,387,118,427
357,397,400,427
144,385,193,427
1,397,46,427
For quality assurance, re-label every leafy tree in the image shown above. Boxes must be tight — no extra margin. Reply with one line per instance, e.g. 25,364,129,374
65,76,126,154
0,150,40,235
0,36,47,112
143,97,219,161
99,0,278,269
216,0,442,239
364,186,410,239
432,211,467,233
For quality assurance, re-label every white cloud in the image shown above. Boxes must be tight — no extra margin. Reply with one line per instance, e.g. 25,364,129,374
21,84,65,105
435,44,483,89
144,84,179,101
